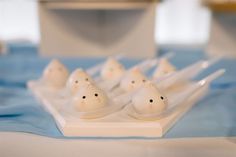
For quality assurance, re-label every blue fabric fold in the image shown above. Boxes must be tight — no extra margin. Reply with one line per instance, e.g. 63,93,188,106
0,87,63,137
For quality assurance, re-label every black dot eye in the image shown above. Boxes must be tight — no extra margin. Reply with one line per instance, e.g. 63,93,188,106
85,78,89,81
94,93,98,97
75,80,78,83
142,79,146,82
82,96,86,99
131,80,135,84
149,99,153,103
160,96,164,100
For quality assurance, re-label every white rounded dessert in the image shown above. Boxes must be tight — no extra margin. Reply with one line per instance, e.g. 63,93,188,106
153,58,176,79
132,82,168,114
72,83,109,112
66,68,94,95
120,67,148,92
42,59,69,89
100,57,125,81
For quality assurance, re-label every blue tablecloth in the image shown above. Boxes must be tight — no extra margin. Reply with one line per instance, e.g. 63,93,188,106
0,43,236,138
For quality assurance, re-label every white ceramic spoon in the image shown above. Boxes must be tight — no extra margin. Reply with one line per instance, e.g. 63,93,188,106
86,54,124,76
37,59,69,91
96,60,151,93
125,69,225,120
61,83,127,119
99,53,174,93
154,56,221,90
137,52,174,73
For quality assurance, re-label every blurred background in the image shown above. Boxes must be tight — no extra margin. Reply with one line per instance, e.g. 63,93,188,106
0,0,235,58
0,0,212,57
0,0,210,44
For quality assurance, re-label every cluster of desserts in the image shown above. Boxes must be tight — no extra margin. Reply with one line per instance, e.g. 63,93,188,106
36,55,223,120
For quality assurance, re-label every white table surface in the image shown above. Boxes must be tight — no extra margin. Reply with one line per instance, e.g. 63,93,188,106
1,132,236,157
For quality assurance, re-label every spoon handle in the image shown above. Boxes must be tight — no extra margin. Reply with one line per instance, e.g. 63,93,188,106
155,60,204,89
182,56,222,80
156,57,220,89
198,69,225,87
170,69,225,110
202,55,222,69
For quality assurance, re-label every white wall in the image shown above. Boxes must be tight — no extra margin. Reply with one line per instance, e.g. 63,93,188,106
0,0,211,45
156,0,211,45
0,0,39,43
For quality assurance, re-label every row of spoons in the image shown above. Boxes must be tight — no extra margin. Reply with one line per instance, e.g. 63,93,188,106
35,54,224,120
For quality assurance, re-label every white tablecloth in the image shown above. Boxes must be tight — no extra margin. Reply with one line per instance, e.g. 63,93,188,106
1,132,236,157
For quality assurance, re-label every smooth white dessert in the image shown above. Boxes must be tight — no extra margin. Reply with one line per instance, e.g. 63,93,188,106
66,68,94,96
120,67,148,92
132,82,168,114
72,83,109,112
42,59,69,89
100,57,125,81
153,58,176,79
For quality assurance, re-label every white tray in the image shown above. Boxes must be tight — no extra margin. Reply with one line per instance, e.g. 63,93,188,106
27,81,207,137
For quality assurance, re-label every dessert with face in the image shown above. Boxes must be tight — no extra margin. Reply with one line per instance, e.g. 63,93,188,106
153,58,176,79
132,82,168,115
100,57,125,81
120,67,148,92
66,68,94,96
72,83,109,112
42,59,69,89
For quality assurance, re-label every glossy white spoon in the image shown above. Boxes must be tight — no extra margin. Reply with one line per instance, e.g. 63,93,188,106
154,56,221,90
100,53,174,93
125,69,225,120
86,54,124,76
137,52,174,73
